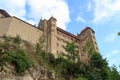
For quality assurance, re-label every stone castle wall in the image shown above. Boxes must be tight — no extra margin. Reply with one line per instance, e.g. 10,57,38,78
0,17,43,44
0,9,99,63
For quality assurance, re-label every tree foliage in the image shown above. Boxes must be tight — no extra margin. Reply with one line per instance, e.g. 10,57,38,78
108,65,120,80
54,42,81,79
5,49,31,73
118,32,120,36
54,41,120,80
65,41,80,62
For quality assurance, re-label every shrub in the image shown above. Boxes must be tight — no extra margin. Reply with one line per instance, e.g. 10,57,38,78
0,49,31,73
6,49,31,73
13,35,21,45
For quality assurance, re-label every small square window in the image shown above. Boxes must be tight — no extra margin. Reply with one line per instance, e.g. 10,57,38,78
57,51,59,54
57,43,59,47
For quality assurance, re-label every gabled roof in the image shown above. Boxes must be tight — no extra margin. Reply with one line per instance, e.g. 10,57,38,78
0,9,11,17
80,27,95,35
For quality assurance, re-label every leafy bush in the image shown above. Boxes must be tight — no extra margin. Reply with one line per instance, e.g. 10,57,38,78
13,35,21,45
1,49,31,73
0,35,31,73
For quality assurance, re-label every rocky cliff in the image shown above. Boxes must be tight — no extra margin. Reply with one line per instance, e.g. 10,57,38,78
0,36,56,80
0,63,55,80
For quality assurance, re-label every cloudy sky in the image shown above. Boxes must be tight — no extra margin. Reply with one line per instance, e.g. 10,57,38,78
0,0,120,69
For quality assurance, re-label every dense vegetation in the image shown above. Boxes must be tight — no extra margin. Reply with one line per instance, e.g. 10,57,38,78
0,35,120,80
0,35,31,73
36,38,120,80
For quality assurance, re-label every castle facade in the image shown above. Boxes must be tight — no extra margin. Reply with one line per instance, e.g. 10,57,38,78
0,9,99,63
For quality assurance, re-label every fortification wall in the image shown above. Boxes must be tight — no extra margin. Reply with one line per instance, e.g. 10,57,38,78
0,17,12,36
0,17,43,44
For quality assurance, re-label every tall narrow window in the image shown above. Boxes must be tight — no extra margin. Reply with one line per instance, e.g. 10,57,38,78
57,43,59,47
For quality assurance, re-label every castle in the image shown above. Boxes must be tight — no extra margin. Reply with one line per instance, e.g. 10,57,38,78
0,9,99,63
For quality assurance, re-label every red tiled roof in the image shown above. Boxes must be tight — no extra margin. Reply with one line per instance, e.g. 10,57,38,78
0,9,11,17
80,27,95,35
57,27,80,41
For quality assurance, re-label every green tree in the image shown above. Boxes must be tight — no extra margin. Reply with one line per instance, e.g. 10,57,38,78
65,42,80,63
118,32,120,36
55,56,68,75
58,42,81,79
108,65,120,80
89,53,109,80
82,40,95,55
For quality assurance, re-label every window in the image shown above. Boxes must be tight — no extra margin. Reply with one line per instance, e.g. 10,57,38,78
57,43,59,47
93,35,95,39
62,45,65,49
57,51,59,54
62,39,66,43
61,39,64,42
96,47,99,50
94,41,97,45
64,40,66,43
57,37,60,40
71,38,73,41
75,40,78,43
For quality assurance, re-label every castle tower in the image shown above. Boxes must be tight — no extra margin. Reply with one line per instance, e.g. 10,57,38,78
47,17,57,56
77,27,99,63
38,19,48,39
38,19,48,52
38,17,58,56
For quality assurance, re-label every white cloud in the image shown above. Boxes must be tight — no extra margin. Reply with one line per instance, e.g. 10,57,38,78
0,0,26,19
87,0,92,12
76,16,86,23
105,33,116,42
0,0,70,29
27,0,70,29
92,0,120,24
